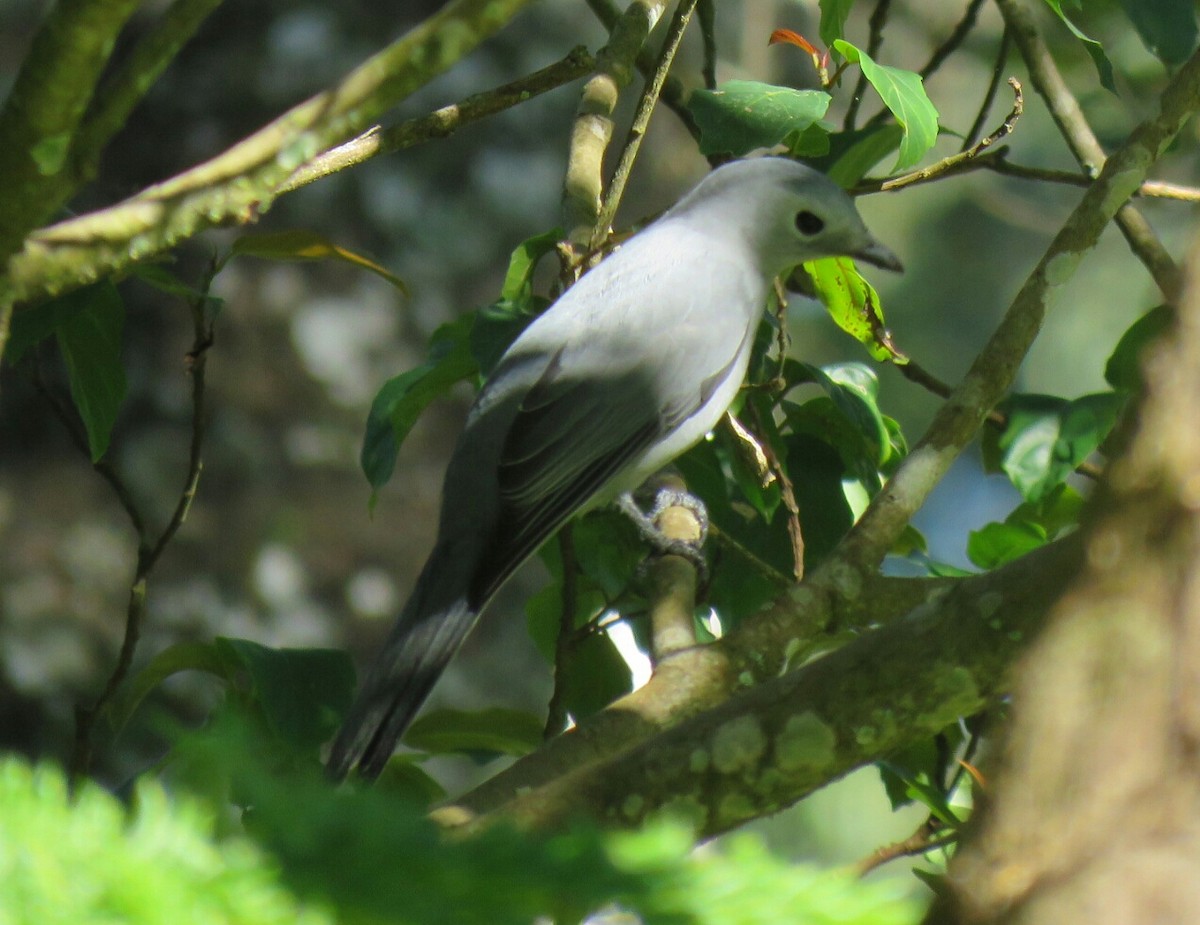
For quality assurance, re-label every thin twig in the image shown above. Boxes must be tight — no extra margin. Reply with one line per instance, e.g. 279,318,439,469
963,26,1012,151
864,79,1023,194
279,47,594,195
744,405,805,581
698,0,717,90
920,0,987,80
591,0,700,251
563,0,669,248
69,259,219,780
844,0,892,130
856,821,958,876
584,0,701,139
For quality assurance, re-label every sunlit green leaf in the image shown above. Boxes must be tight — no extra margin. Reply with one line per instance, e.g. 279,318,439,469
989,392,1125,501
500,228,561,302
833,41,939,170
967,520,1047,569
801,257,904,362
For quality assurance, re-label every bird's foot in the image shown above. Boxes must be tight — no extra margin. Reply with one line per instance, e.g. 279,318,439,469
616,489,709,578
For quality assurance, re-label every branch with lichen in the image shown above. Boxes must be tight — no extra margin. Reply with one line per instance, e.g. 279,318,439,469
0,0,144,263
440,535,1076,833
430,42,1200,834
0,0,538,366
995,0,1182,302
819,42,1200,587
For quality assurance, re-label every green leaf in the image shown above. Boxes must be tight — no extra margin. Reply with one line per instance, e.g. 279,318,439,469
500,228,561,301
1116,0,1198,65
833,41,939,171
376,755,448,806
827,125,904,186
360,315,477,498
784,432,855,567
801,257,904,362
402,707,545,757
991,392,1125,502
892,523,927,556
471,296,544,377
558,629,633,720
967,520,1047,569
965,485,1083,570
877,760,962,826
1104,304,1172,392
571,510,645,600
230,229,408,292
785,122,833,158
6,285,97,365
688,81,831,156
214,638,356,750
1041,0,1116,90
56,282,128,461
106,640,231,734
819,0,857,45
0,760,330,925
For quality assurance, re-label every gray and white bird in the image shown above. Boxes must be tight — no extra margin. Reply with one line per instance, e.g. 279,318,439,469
328,156,901,780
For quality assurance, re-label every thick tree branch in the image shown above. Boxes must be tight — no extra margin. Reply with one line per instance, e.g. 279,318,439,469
71,0,227,191
0,0,142,262
928,246,1200,925
1,0,536,355
443,535,1079,834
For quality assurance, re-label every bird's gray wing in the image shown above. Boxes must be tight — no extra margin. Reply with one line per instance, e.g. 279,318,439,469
471,335,742,602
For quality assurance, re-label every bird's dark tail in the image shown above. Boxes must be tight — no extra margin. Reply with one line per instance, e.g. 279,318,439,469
326,547,480,782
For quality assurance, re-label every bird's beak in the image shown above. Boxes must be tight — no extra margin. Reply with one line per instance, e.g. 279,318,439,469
854,239,904,273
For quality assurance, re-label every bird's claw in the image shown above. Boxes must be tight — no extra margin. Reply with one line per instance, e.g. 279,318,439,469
617,489,710,582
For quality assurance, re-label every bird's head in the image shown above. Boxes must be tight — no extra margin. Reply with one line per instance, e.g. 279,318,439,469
668,157,902,279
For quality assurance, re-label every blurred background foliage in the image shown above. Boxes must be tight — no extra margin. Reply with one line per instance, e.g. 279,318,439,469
0,0,1196,893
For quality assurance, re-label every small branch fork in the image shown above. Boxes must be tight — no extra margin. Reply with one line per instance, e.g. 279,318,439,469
67,260,220,781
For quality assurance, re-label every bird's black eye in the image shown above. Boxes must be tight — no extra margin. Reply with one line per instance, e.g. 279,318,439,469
795,210,825,235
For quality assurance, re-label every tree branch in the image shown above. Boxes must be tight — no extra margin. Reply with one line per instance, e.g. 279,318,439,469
995,0,1183,302
278,46,594,195
822,42,1200,591
563,0,669,250
0,0,143,262
590,0,699,252
1,0,538,356
71,0,227,190
442,535,1079,835
928,239,1200,925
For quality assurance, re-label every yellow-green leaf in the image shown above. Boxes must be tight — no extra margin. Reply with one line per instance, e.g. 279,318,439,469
803,257,907,363
231,229,407,292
